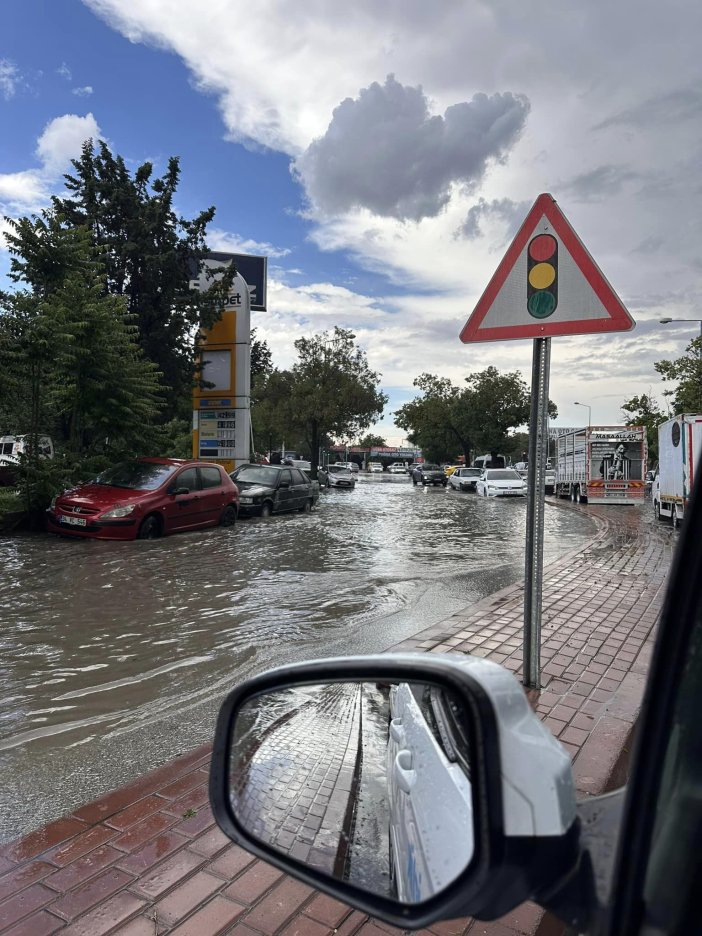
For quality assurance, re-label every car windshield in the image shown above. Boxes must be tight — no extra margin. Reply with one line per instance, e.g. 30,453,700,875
422,464,440,471
232,466,280,486
328,465,349,474
94,461,178,490
485,469,521,480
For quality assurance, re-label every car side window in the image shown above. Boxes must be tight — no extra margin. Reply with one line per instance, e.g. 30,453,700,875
290,469,307,485
174,467,199,492
279,469,292,485
199,466,223,489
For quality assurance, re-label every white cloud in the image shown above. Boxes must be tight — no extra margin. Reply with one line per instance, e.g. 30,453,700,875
35,112,101,175
72,85,94,97
0,59,21,100
207,227,290,258
57,63,72,81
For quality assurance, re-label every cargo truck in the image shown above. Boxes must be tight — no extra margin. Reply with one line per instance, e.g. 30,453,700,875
555,426,647,504
652,414,702,528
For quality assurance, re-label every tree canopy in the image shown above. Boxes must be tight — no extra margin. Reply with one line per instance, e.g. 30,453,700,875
356,433,387,447
251,328,387,475
395,366,557,464
654,336,702,415
621,393,665,464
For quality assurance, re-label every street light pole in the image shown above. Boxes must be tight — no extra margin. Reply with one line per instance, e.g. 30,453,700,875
574,401,592,426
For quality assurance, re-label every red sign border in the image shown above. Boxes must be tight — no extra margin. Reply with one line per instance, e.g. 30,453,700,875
460,193,635,343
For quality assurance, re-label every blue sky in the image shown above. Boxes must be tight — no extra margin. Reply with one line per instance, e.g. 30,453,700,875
2,1,702,441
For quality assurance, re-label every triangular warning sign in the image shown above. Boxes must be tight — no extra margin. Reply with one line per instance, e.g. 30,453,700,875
460,193,635,343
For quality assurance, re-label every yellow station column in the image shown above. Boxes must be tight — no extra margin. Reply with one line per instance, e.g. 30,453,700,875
191,263,251,473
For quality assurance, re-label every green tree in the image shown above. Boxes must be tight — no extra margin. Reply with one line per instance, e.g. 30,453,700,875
253,328,387,476
0,221,163,462
356,433,387,447
621,393,665,464
251,328,273,382
396,367,556,465
654,337,702,415
25,140,227,419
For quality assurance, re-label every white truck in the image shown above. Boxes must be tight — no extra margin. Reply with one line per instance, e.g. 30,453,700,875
555,426,647,505
652,414,702,528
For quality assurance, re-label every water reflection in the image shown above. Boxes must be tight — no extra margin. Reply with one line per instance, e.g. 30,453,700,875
0,481,595,841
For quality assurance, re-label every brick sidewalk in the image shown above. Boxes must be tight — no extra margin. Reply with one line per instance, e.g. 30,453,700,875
0,503,674,936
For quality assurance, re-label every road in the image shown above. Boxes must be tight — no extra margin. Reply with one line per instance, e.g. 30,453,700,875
0,475,595,842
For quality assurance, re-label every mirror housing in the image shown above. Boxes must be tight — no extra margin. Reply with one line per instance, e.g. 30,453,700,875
210,654,581,929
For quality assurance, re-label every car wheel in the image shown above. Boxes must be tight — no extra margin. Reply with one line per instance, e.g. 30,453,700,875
301,499,313,513
219,505,237,527
137,515,161,540
260,502,273,518
672,504,680,529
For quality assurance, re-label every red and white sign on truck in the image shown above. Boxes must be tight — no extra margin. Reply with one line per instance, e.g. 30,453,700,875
555,426,647,505
653,415,702,528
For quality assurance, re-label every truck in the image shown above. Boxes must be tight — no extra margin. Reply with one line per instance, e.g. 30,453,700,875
555,426,647,505
652,414,702,528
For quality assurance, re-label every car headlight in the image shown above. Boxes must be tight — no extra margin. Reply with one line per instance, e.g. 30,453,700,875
100,504,136,519
240,496,254,504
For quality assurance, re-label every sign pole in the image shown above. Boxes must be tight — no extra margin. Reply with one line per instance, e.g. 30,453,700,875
523,336,551,689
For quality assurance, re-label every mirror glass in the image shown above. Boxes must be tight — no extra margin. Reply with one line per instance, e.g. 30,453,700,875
229,680,475,904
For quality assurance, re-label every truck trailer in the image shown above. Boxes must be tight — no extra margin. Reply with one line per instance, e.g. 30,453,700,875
652,414,702,528
555,426,647,504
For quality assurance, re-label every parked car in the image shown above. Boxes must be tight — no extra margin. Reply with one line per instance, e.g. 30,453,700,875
230,463,319,517
333,461,359,473
387,682,473,901
47,457,239,540
368,462,384,473
387,463,408,474
411,463,447,486
448,467,482,492
476,468,527,497
318,464,356,489
473,453,508,470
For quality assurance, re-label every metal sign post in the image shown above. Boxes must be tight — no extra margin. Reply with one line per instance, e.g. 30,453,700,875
523,337,551,688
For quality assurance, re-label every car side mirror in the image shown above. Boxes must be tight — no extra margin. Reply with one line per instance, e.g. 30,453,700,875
209,654,581,930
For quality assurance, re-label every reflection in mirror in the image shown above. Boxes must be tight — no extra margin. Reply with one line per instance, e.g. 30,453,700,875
229,681,475,904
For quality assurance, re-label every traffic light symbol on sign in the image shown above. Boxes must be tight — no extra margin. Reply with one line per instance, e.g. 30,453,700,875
527,234,558,319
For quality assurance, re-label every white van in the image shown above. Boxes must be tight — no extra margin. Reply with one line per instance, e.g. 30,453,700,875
472,453,507,470
0,435,54,466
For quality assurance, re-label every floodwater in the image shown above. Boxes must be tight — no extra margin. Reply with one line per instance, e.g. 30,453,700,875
0,476,595,842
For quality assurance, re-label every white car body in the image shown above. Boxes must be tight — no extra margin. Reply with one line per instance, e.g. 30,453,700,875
368,462,384,473
448,468,482,492
387,463,407,474
320,465,356,488
387,683,474,902
476,468,527,498
332,462,359,474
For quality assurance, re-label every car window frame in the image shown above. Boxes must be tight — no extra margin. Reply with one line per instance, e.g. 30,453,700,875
173,466,200,493
604,460,702,935
199,465,224,489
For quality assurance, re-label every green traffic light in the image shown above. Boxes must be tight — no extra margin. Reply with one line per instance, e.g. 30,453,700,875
528,291,556,318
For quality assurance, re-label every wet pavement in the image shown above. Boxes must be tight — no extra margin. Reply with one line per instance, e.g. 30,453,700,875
0,476,595,842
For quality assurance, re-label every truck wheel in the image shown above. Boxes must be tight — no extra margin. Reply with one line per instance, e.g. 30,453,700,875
575,487,582,504
570,487,576,502
672,505,680,529
654,500,662,521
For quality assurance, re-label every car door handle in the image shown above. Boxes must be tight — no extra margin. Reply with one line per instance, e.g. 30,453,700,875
394,749,416,794
390,718,405,744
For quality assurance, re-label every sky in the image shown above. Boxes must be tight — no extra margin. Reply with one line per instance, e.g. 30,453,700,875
2,0,701,444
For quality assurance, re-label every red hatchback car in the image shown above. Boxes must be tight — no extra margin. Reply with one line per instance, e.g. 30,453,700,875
46,457,239,541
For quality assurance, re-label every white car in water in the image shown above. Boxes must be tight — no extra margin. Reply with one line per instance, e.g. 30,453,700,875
387,683,474,902
476,468,527,498
448,467,482,492
368,462,384,473
318,464,356,489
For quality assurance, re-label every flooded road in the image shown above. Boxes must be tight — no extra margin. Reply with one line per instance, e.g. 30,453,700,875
0,476,595,842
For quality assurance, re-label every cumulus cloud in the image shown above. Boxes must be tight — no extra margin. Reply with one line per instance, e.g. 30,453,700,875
0,59,21,99
35,112,101,174
207,227,291,259
0,113,102,219
295,76,530,221
459,197,530,240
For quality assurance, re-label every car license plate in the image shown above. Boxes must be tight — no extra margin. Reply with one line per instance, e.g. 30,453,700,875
61,515,87,527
